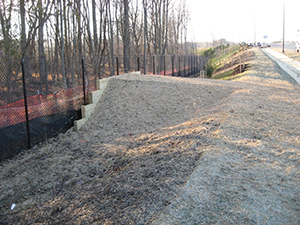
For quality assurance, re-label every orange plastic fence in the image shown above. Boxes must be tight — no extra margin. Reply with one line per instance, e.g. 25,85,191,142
0,86,84,128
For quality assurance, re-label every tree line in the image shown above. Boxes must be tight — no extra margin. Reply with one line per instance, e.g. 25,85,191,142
0,0,193,100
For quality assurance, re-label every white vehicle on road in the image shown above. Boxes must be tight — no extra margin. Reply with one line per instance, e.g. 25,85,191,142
296,43,300,52
296,30,300,52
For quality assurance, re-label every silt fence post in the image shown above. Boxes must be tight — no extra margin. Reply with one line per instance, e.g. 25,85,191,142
21,59,31,149
81,57,87,105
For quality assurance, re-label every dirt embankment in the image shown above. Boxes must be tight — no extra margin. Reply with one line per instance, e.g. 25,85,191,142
1,48,300,224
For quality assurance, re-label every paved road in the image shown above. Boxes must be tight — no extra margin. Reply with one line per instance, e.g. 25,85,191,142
262,48,300,85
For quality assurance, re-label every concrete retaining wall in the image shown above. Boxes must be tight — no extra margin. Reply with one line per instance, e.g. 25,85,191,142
74,71,141,130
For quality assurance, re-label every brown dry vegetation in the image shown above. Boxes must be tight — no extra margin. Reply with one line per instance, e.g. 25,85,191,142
0,48,300,224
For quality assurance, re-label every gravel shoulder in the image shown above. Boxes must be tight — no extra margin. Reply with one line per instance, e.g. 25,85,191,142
0,48,299,224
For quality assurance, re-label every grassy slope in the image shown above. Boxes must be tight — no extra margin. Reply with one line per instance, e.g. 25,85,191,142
199,45,241,79
212,46,252,80
211,45,240,70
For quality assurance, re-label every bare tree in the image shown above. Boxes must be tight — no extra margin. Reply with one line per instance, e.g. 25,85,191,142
123,0,130,73
0,0,14,103
130,0,143,56
0,0,193,92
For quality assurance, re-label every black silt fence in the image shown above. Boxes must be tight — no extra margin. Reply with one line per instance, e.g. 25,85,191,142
0,56,85,161
1,54,206,161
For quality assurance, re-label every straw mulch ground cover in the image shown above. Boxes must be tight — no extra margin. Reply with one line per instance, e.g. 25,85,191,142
1,48,299,224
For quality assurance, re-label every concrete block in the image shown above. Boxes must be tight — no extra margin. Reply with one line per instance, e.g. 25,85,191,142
130,71,141,75
97,77,111,91
74,118,87,131
88,90,101,104
74,77,111,131
82,103,96,119
117,71,141,76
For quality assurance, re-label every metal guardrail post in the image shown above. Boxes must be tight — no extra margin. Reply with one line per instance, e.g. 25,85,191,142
21,59,31,149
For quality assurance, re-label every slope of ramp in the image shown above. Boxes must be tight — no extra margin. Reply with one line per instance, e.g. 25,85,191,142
152,48,300,224
80,74,241,142
0,74,242,224
0,49,300,224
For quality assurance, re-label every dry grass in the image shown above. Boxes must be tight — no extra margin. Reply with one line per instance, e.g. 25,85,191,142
271,47,300,62
1,48,300,224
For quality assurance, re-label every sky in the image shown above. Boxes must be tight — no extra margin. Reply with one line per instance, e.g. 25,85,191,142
186,0,300,44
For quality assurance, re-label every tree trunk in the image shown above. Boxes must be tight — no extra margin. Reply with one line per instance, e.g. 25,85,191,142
108,1,115,76
54,5,60,83
38,0,47,94
123,0,130,73
76,0,82,82
60,0,66,88
20,0,27,58
143,0,147,74
162,0,169,55
92,0,98,53
115,2,120,55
